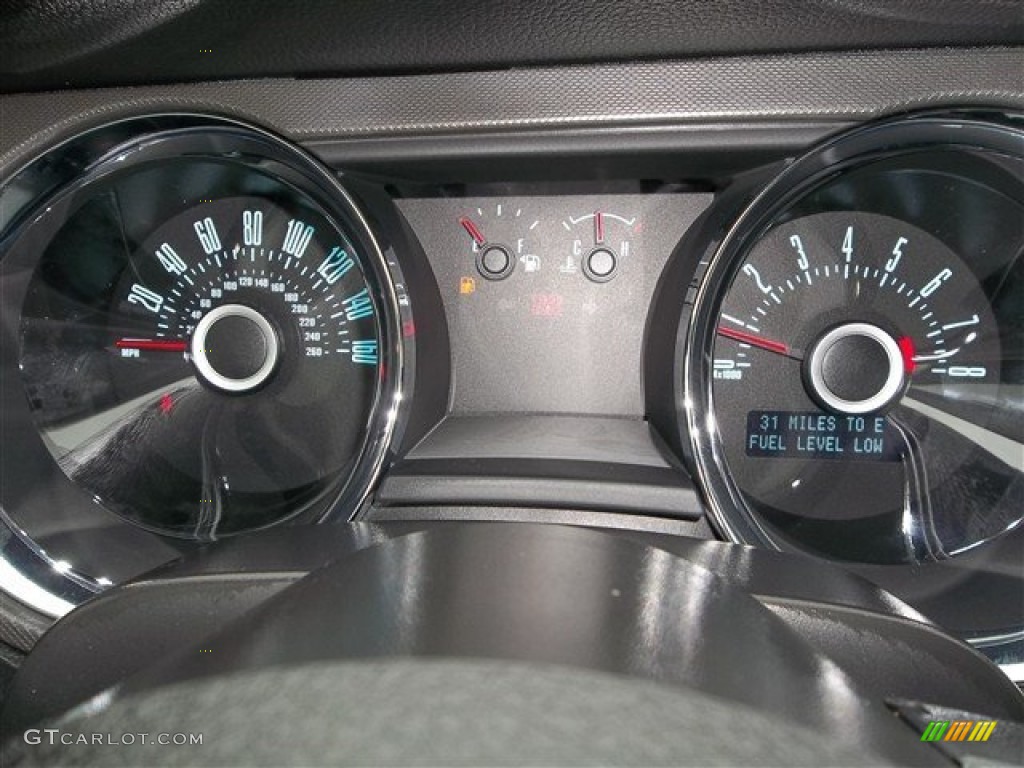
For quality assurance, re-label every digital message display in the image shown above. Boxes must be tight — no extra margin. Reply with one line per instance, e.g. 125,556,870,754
745,410,902,461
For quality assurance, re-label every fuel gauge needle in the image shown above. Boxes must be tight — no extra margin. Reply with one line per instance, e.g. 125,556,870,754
459,217,487,247
115,338,188,352
716,325,803,360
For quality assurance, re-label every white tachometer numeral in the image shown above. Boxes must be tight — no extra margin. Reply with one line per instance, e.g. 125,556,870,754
920,268,953,298
282,219,315,258
127,284,164,313
242,210,263,246
789,235,810,270
942,314,980,332
155,243,187,275
316,247,355,285
841,226,854,263
194,217,222,255
944,366,987,378
885,237,907,272
742,263,772,294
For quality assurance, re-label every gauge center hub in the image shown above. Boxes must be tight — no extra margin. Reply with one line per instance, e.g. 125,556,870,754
805,323,904,415
477,244,515,280
191,304,279,393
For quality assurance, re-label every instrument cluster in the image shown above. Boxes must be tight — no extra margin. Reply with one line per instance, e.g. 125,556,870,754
0,111,1020,675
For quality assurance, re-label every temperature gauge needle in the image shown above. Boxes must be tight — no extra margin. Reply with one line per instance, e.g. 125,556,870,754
115,338,188,352
717,326,801,360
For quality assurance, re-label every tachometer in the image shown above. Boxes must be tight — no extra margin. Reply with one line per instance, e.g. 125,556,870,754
711,210,1010,561
684,113,1024,566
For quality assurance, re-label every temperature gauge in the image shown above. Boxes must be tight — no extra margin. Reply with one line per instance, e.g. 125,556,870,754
562,211,637,282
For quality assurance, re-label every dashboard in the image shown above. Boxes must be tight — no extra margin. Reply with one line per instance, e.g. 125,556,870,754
0,6,1022,764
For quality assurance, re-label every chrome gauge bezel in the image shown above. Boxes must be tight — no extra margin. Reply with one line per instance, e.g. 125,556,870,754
681,111,1024,667
0,114,407,618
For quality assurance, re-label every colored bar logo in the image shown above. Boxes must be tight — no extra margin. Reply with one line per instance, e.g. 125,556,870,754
921,720,997,742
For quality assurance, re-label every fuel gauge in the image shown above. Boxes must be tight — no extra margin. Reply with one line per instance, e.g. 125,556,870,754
458,203,540,281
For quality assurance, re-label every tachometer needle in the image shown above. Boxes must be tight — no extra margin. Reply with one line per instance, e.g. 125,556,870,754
115,338,188,352
716,325,800,359
897,336,917,375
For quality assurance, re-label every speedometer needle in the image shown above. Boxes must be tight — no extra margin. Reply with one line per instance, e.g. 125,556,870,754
717,326,802,360
115,338,188,352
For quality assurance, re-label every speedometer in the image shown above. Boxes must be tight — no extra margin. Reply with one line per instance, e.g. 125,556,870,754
2,117,403,541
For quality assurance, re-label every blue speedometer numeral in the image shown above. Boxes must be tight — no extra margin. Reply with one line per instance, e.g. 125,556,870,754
351,339,378,365
342,288,374,320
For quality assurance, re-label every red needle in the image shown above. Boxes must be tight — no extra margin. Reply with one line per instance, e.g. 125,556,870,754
717,325,796,358
594,211,605,244
459,217,486,247
897,336,916,375
116,338,188,352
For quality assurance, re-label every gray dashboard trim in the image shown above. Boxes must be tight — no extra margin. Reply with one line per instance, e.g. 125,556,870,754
1,47,1023,171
